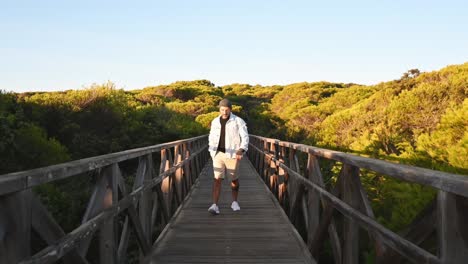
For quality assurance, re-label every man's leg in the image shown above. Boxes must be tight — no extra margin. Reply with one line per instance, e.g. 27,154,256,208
212,178,222,204
209,153,225,215
224,156,240,211
231,179,239,201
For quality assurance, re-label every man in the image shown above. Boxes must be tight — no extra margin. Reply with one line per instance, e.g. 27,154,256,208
207,99,249,215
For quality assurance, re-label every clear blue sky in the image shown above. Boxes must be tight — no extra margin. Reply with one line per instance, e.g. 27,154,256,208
1,0,467,92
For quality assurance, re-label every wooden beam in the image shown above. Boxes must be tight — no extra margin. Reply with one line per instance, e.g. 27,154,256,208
379,199,436,264
78,169,108,256
30,195,89,264
127,205,151,255
309,173,342,262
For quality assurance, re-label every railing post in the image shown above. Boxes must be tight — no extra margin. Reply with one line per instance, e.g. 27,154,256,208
288,148,303,225
0,190,32,263
437,191,468,263
100,164,118,264
140,154,153,243
160,149,174,217
341,164,361,264
305,154,320,247
262,140,269,181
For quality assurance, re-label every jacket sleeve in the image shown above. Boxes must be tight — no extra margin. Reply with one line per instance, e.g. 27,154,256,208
208,119,216,149
238,118,249,152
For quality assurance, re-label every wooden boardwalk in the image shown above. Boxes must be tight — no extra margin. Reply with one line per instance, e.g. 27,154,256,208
144,158,316,264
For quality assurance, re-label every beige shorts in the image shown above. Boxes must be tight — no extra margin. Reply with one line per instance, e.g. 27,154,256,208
213,152,240,180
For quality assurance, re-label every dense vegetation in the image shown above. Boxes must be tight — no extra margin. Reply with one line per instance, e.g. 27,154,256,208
1,63,467,261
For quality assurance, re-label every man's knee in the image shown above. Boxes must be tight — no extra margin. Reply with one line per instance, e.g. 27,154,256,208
214,178,222,185
231,180,239,191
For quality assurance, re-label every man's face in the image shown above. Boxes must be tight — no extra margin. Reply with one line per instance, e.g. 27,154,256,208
219,106,231,119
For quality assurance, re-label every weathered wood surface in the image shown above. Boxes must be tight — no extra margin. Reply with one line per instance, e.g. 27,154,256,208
1,136,208,264
0,135,207,196
144,158,316,264
250,135,468,198
247,135,460,264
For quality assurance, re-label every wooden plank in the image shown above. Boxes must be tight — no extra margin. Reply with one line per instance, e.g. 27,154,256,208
437,191,468,263
143,158,316,264
0,190,32,263
0,135,208,196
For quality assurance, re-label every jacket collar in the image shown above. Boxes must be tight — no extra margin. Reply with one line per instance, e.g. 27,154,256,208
218,113,236,122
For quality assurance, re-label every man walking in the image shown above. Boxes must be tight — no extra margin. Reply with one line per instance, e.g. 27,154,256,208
207,99,249,215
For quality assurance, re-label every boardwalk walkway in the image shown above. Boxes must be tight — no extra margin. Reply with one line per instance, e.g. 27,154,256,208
144,158,315,264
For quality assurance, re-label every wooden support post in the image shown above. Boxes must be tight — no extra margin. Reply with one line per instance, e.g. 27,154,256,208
0,190,32,263
262,141,269,181
183,144,193,191
278,147,288,207
100,165,118,264
160,149,173,217
79,169,109,256
342,164,361,264
305,154,320,246
438,191,468,263
127,205,151,255
174,144,185,202
141,154,154,242
287,149,300,222
117,174,130,264
269,159,279,197
309,166,343,263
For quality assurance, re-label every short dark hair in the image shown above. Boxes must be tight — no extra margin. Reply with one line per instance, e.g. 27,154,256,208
218,99,232,108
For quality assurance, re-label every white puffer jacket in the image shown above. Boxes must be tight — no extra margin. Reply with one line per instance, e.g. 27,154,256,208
208,113,249,159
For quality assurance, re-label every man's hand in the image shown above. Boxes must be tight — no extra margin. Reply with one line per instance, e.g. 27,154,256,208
236,149,245,160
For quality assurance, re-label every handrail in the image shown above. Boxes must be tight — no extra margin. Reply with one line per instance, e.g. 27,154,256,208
250,135,468,198
0,135,207,196
247,135,468,264
0,135,210,264
20,146,208,264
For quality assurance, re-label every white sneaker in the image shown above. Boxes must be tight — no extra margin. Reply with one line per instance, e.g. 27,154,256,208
231,201,240,211
208,204,220,215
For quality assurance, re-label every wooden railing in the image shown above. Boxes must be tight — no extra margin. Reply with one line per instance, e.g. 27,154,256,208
247,135,468,264
0,135,209,264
